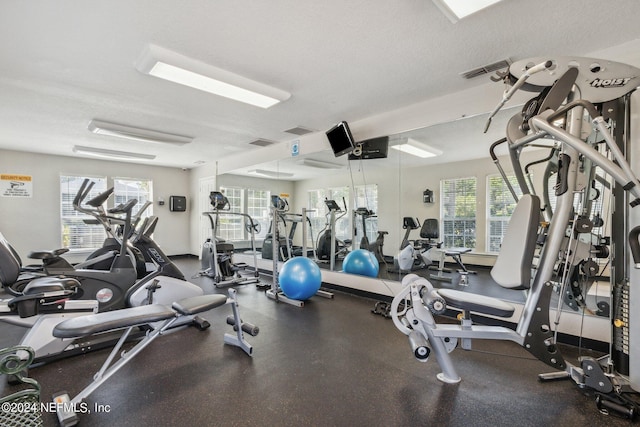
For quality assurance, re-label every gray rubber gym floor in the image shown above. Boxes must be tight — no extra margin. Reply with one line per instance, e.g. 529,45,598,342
0,257,634,426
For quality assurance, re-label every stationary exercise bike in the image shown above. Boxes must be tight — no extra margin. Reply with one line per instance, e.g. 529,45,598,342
393,217,431,273
353,207,388,264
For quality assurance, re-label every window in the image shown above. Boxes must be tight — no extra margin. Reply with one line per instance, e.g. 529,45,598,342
60,175,107,249
308,189,327,241
247,189,270,239
328,187,350,241
441,177,476,249
354,184,379,243
218,187,244,240
209,187,271,242
487,174,522,253
307,187,352,243
114,178,153,219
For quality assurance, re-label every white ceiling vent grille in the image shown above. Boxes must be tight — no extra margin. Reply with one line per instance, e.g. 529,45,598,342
460,58,511,79
284,126,315,136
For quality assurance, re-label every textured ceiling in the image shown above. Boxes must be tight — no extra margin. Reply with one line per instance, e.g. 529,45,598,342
1,0,640,172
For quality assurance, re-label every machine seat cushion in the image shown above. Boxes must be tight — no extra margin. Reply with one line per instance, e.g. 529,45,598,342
443,247,471,256
53,305,176,338
490,194,540,290
437,289,515,318
172,294,227,315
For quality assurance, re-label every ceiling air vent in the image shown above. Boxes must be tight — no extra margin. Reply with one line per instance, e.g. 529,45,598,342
248,138,277,147
284,126,314,136
460,58,511,79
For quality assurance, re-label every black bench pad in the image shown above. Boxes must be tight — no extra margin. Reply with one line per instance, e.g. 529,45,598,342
437,289,515,318
53,305,176,338
172,295,227,315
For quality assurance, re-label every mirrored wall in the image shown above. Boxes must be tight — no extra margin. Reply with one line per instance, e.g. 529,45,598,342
217,104,611,317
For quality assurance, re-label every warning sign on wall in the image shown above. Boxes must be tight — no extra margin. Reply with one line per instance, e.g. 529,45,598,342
1,174,33,198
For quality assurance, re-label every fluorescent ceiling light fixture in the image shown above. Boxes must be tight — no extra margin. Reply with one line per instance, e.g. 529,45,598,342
248,169,294,178
88,119,193,145
136,44,290,108
73,145,156,161
299,159,342,169
390,138,442,158
432,0,503,23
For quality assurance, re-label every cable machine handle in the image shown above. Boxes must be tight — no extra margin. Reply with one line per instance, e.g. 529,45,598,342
484,60,553,133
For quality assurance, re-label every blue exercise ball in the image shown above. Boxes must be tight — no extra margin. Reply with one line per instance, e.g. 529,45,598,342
279,257,322,300
343,249,379,277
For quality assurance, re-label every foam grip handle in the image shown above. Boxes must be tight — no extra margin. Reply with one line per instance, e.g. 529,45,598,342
630,225,640,267
240,322,260,337
226,315,241,326
408,330,430,362
226,316,259,336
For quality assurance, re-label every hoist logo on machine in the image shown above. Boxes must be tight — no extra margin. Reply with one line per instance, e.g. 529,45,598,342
589,77,632,88
148,247,165,264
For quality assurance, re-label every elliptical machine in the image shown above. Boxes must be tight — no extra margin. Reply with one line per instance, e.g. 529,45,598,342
2,179,202,314
316,198,350,270
261,196,293,261
200,191,261,287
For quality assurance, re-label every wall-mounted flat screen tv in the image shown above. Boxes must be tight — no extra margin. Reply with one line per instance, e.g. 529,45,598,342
326,121,356,157
348,136,389,160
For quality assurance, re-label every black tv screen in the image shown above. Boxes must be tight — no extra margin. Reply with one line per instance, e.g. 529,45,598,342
326,121,356,157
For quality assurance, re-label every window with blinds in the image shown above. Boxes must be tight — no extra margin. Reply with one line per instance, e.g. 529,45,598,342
247,189,270,239
218,187,244,241
487,174,522,253
440,177,477,249
113,178,153,219
60,176,108,249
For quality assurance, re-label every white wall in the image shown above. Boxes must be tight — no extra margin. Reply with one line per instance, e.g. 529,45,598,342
0,149,191,260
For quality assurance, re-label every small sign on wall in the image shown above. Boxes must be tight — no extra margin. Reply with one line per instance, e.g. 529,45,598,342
1,174,33,198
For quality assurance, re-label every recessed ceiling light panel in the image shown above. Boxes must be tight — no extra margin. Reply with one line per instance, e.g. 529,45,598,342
136,44,291,108
390,138,442,158
247,169,294,178
433,0,503,23
88,119,193,145
73,145,156,161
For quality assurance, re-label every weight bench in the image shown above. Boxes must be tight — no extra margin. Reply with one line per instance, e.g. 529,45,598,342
52,289,258,426
425,246,474,283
